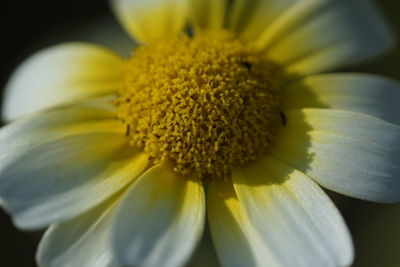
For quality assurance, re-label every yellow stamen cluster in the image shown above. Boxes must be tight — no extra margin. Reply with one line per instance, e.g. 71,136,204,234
114,31,285,179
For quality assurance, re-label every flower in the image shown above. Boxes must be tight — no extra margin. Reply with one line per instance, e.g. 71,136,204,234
1,0,400,266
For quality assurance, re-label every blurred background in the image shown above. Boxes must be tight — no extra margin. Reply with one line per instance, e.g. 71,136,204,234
1,0,400,266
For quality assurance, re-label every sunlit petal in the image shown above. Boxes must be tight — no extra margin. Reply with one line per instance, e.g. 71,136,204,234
2,43,123,121
272,108,400,202
112,164,205,267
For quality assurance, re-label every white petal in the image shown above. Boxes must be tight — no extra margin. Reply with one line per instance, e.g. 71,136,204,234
271,108,400,203
112,164,205,267
233,155,353,267
0,103,120,170
208,179,281,267
111,0,188,44
0,128,149,229
256,0,394,74
283,73,400,125
2,43,123,121
190,0,228,30
37,197,121,267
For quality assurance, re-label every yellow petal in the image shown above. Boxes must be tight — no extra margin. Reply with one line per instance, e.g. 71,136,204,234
189,0,228,30
111,0,188,44
228,0,295,41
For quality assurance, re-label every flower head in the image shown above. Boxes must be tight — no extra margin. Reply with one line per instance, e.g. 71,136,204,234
1,0,400,267
115,30,285,178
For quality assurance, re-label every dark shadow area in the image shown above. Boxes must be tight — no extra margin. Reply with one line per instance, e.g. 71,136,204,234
326,190,400,267
0,0,110,114
0,209,42,267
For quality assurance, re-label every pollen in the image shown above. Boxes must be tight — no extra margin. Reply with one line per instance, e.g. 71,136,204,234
114,31,286,179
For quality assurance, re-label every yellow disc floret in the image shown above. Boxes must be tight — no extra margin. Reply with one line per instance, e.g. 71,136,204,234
114,31,285,179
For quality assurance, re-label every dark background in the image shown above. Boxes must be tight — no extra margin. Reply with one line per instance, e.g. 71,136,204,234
1,1,400,266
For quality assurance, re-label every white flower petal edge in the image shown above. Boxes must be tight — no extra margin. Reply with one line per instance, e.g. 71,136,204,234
0,107,149,229
111,164,205,267
208,179,281,267
189,0,228,30
37,197,121,267
282,73,400,125
111,0,188,44
272,108,400,203
233,155,353,267
254,0,394,74
2,43,123,121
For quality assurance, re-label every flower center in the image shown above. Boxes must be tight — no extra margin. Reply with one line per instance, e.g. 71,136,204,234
114,31,286,179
